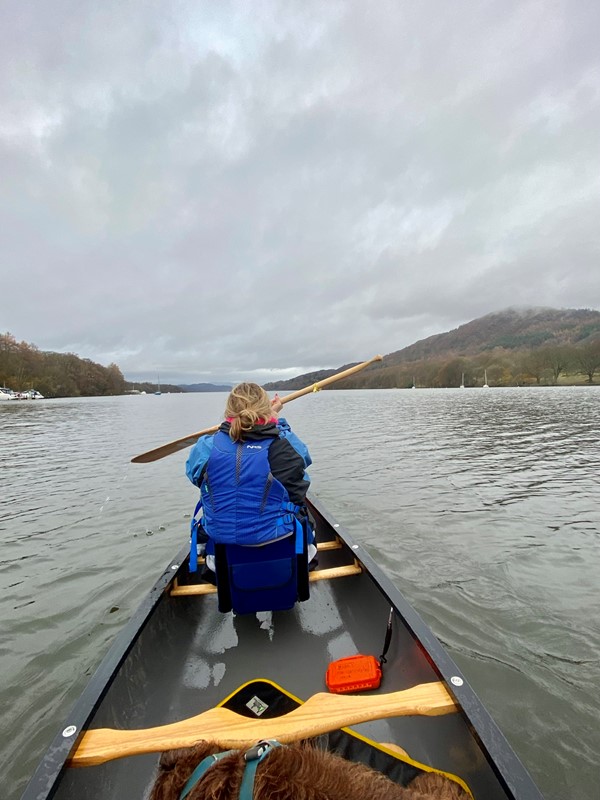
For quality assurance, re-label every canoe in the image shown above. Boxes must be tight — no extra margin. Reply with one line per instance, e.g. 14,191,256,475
20,494,544,800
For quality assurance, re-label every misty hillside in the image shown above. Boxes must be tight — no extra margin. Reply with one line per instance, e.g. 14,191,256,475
383,307,600,364
264,307,600,390
178,382,233,392
263,362,362,392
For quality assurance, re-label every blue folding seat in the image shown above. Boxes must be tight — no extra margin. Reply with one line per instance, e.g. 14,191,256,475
213,520,310,614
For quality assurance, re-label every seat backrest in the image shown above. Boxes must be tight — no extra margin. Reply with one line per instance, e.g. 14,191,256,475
214,521,310,614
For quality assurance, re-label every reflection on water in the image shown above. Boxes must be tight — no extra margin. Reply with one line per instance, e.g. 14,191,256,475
1,388,599,800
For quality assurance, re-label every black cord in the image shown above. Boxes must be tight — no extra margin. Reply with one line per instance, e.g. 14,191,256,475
379,606,394,667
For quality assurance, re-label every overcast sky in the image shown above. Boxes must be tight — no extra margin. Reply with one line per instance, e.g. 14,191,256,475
2,1,599,384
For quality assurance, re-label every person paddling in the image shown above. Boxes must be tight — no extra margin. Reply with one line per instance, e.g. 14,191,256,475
185,383,316,577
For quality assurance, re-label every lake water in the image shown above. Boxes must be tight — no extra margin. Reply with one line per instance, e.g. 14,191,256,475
1,388,599,800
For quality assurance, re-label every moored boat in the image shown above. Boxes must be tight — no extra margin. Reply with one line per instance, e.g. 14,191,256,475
20,495,544,800
0,388,44,400
15,389,45,399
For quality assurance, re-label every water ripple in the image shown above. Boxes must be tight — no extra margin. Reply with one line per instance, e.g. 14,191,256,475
1,389,599,800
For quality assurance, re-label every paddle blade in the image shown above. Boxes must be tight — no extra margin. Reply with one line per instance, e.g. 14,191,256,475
131,426,219,463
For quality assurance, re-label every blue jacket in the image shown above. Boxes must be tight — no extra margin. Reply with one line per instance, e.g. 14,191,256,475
186,418,311,556
198,431,301,546
186,417,311,504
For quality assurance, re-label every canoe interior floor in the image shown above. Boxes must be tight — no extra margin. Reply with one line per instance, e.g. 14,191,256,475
50,516,513,800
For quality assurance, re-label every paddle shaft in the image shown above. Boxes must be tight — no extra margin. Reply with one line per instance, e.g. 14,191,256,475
131,355,383,463
70,680,456,767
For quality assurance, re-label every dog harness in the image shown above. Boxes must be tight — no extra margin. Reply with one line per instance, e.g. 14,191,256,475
178,740,282,800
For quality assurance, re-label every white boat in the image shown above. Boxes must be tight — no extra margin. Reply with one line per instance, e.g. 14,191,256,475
2,388,44,400
483,370,489,389
460,373,465,389
154,374,162,396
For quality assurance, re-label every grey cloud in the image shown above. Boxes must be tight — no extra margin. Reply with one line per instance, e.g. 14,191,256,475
1,1,599,383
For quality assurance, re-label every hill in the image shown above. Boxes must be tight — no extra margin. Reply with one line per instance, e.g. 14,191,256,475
263,307,600,390
263,362,360,392
0,331,129,397
384,307,600,365
178,383,232,392
0,331,188,398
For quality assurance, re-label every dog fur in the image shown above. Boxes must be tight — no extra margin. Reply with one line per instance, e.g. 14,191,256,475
148,740,470,800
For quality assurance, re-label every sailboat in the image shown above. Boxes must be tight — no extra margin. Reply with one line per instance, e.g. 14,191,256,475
483,369,489,389
411,376,416,389
460,372,465,389
154,374,162,396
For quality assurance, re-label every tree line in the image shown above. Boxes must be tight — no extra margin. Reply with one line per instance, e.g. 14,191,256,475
0,332,128,397
0,333,188,398
336,341,600,390
3,331,600,399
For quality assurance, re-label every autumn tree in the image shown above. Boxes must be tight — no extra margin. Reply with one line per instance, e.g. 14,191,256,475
539,345,575,384
575,340,600,383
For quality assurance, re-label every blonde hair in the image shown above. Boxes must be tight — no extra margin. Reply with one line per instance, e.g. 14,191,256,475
225,383,273,442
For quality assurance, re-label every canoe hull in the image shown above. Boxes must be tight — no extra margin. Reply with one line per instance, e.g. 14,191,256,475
20,494,544,800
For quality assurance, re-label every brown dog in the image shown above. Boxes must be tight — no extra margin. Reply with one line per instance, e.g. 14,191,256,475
149,740,470,800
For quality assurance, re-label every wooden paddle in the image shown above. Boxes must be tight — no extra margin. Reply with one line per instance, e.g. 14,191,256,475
131,355,383,463
70,680,456,767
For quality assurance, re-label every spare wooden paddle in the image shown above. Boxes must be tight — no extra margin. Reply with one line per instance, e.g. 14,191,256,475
70,680,456,767
131,354,383,463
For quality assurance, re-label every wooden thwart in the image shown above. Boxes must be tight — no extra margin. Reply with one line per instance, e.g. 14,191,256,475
308,561,362,582
70,681,457,767
194,538,341,566
171,581,216,596
170,561,361,597
316,539,342,551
